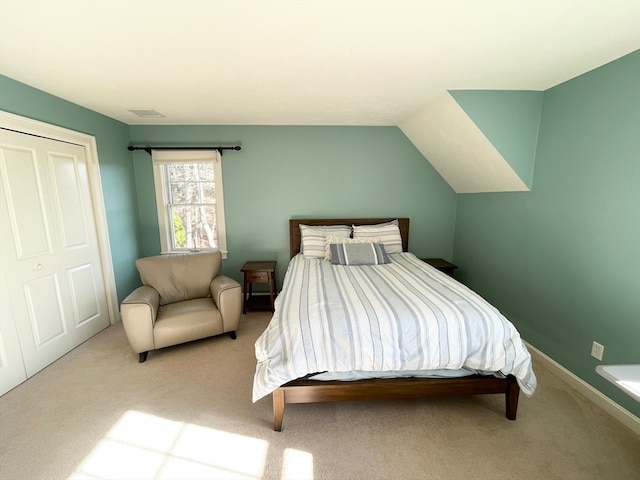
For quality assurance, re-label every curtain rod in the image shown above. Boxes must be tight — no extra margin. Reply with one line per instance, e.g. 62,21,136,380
128,145,241,156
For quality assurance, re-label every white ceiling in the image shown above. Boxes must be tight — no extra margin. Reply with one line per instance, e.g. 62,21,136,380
1,0,638,126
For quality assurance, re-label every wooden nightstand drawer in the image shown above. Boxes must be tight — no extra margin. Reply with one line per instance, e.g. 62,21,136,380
247,271,269,283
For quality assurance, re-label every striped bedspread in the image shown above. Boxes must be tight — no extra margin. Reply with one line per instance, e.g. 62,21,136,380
252,253,537,402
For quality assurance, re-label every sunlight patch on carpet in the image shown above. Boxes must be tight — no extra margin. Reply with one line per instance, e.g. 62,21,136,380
67,410,269,479
282,448,314,480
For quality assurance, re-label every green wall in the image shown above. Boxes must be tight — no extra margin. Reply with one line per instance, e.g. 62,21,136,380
0,75,143,303
129,125,457,284
452,51,640,416
449,90,543,189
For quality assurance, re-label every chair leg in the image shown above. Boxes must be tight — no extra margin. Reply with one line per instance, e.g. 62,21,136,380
229,331,237,340
139,352,148,363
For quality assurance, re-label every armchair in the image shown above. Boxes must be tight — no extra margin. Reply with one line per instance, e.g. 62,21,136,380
120,251,241,362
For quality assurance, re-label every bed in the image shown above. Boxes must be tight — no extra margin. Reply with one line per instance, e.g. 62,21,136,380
253,218,537,431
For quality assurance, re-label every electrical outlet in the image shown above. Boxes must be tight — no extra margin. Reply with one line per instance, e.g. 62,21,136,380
591,341,604,361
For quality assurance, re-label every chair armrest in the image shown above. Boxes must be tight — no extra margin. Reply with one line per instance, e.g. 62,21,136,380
120,286,159,353
210,276,242,332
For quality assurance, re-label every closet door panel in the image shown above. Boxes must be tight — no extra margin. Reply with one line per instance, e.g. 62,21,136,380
0,144,51,258
49,151,89,248
68,263,101,327
0,268,27,395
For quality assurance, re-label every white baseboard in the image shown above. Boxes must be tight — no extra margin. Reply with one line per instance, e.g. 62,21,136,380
525,342,640,436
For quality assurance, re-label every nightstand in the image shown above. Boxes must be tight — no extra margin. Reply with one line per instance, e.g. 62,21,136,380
241,261,277,313
421,258,458,278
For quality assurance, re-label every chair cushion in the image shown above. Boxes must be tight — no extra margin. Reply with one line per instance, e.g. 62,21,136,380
153,298,223,349
135,251,221,306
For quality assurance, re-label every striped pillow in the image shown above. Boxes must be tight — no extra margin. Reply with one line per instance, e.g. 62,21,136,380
299,224,351,258
352,220,403,253
323,235,382,261
329,242,391,266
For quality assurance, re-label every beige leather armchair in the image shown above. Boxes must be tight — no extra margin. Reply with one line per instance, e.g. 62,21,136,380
120,251,241,362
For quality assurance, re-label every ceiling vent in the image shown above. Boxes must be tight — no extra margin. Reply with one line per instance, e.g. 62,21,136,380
128,109,165,118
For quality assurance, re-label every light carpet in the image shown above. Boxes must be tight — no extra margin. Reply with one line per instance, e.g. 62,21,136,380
1,312,638,480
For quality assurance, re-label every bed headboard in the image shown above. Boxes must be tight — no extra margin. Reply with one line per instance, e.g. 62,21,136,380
289,218,410,258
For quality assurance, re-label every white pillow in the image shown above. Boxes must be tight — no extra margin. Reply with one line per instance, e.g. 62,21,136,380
324,235,382,261
299,224,351,259
352,220,403,254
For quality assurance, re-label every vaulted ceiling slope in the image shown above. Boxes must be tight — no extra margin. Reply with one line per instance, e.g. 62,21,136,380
0,1,638,193
400,90,543,193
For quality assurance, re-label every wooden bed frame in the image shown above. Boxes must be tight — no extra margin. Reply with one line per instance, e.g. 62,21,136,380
271,218,520,431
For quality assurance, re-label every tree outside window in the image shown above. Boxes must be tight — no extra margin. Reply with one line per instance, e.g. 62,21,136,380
152,150,227,256
167,162,217,250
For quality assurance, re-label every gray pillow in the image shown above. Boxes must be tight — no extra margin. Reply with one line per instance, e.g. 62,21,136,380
329,242,391,266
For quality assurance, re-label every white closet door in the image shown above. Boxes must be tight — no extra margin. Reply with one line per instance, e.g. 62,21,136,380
0,267,27,394
0,129,110,381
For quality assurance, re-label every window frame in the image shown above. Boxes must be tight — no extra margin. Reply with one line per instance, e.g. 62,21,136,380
151,149,227,258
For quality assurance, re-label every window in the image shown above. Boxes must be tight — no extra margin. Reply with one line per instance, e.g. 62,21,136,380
152,150,227,257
